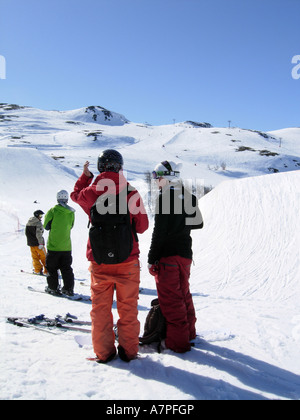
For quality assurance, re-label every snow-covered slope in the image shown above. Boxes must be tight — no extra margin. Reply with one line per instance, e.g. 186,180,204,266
1,103,299,190
1,104,300,400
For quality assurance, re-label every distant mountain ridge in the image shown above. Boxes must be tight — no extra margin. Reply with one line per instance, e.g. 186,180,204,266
0,103,299,187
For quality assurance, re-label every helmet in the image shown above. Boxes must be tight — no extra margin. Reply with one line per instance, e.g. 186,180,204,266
34,210,44,218
97,149,124,173
57,190,69,203
152,161,182,181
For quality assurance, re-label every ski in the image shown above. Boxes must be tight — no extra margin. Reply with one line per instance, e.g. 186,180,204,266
86,357,109,363
86,357,100,362
86,354,116,363
53,323,91,333
20,269,47,277
55,314,92,329
6,315,91,334
27,286,91,302
59,315,91,326
6,313,91,327
80,281,89,287
7,317,59,335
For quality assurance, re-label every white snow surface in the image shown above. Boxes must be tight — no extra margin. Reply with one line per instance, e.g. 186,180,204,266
0,104,300,400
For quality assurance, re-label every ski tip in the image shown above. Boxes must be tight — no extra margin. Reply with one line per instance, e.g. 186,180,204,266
86,356,116,364
86,357,101,363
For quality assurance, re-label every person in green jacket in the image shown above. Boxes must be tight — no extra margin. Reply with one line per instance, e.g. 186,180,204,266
44,190,75,296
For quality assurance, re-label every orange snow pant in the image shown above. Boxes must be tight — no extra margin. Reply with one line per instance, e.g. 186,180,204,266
89,259,140,361
30,246,48,275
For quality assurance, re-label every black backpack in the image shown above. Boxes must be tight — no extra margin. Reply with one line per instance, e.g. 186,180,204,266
89,190,137,265
139,298,167,353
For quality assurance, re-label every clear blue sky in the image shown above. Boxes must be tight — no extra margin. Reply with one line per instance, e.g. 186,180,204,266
0,0,299,131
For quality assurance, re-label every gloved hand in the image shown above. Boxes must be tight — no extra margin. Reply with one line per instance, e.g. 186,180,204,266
38,244,44,250
148,263,159,276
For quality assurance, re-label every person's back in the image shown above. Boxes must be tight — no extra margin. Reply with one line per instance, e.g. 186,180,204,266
44,190,75,296
44,204,74,251
26,216,42,247
25,210,47,275
149,183,203,263
71,150,149,363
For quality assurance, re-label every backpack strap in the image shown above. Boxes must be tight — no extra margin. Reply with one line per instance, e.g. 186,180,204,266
88,187,139,242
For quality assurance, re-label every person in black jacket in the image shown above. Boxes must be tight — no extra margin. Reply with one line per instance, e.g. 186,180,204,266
25,210,48,275
148,161,203,353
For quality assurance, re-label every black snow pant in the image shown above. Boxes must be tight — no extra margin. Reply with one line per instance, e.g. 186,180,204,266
46,250,75,292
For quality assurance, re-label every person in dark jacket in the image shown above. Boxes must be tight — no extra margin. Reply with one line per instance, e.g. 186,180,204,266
25,210,48,275
148,161,204,353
